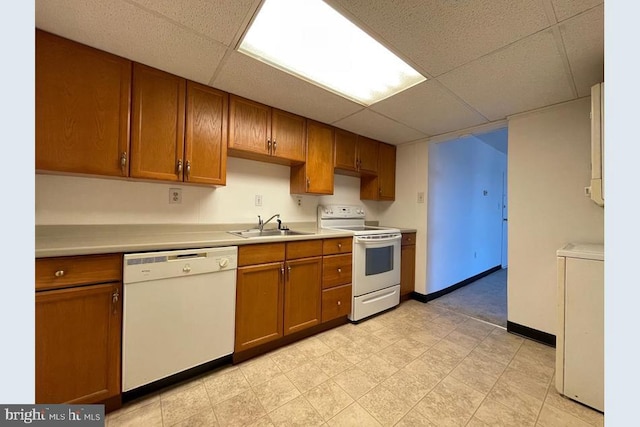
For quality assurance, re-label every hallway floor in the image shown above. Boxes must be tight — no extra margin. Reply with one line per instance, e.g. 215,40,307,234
430,268,507,327
106,298,603,426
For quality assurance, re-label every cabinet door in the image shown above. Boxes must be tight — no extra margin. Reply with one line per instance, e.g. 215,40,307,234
36,282,122,404
357,136,379,175
36,30,131,177
228,95,271,156
131,63,186,181
400,244,416,297
334,129,358,172
292,121,334,194
185,82,228,185
271,109,306,163
235,263,284,352
284,257,322,335
378,143,397,200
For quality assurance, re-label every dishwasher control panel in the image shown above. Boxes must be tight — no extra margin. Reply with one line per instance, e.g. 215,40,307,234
124,246,238,284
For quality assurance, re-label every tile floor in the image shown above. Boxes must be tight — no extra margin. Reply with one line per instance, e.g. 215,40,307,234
107,300,604,426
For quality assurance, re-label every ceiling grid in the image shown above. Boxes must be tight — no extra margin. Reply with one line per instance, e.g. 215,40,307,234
35,0,603,145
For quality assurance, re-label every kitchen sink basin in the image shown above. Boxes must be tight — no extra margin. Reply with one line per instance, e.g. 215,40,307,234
227,229,313,238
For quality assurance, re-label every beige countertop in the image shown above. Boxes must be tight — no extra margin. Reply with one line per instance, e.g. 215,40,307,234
35,223,353,258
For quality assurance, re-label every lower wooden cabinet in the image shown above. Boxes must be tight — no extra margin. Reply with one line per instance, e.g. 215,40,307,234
235,241,322,352
284,257,322,335
36,281,122,404
400,232,416,298
321,239,353,323
35,254,123,406
235,262,284,352
322,284,352,322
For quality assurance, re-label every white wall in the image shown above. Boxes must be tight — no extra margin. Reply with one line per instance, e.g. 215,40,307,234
427,136,506,294
377,141,429,294
35,157,367,225
508,97,604,335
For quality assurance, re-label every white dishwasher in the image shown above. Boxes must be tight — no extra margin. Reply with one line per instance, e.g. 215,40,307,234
122,246,237,393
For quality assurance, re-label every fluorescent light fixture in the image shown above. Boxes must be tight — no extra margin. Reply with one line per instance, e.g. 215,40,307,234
238,0,426,106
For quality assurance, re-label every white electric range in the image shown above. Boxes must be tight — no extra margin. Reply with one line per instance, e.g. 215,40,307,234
318,205,401,321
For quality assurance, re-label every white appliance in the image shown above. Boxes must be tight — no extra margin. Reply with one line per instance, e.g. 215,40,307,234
122,246,237,392
556,243,604,412
318,205,401,321
589,82,604,207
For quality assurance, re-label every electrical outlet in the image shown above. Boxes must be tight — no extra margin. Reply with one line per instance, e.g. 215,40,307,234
169,188,182,204
417,192,425,203
255,195,262,206
296,196,302,207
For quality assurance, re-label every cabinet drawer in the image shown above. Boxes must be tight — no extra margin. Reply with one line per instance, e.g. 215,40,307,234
322,254,352,289
401,233,416,246
323,237,352,255
286,240,323,260
36,254,122,291
322,284,352,322
238,243,285,266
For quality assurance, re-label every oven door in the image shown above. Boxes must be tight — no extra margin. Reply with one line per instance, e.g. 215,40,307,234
353,233,401,296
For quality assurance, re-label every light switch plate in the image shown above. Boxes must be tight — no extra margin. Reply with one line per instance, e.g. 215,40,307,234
417,192,425,203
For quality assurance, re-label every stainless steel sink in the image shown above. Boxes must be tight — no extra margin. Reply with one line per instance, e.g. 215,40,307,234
227,229,313,238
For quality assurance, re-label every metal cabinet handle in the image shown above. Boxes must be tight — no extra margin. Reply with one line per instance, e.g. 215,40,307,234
280,264,285,281
379,188,383,196
337,268,342,273
338,243,342,249
185,160,191,180
112,288,120,314
306,177,310,189
337,300,341,306
54,270,65,277
120,152,127,175
267,139,272,154
287,264,291,280
177,159,183,174
273,140,277,154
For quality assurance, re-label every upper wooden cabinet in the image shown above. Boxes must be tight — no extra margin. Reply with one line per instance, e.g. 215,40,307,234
131,64,186,181
131,65,228,185
228,95,305,165
36,29,131,177
356,136,380,175
361,142,396,201
334,130,378,176
291,120,334,195
185,82,228,185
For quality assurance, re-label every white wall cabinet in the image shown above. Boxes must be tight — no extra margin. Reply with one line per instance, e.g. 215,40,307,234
556,243,604,412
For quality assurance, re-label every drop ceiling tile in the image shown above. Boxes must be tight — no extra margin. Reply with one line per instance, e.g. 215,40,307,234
127,0,258,46
560,5,604,97
35,0,227,84
212,52,363,124
370,81,488,137
437,29,575,121
327,0,550,76
551,0,603,22
332,110,427,145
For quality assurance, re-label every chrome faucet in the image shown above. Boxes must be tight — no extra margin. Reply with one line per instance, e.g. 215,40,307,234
257,214,280,231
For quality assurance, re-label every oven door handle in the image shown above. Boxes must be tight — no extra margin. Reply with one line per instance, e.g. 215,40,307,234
354,234,401,244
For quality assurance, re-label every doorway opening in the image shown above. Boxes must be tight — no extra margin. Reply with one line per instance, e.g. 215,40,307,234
426,127,508,327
